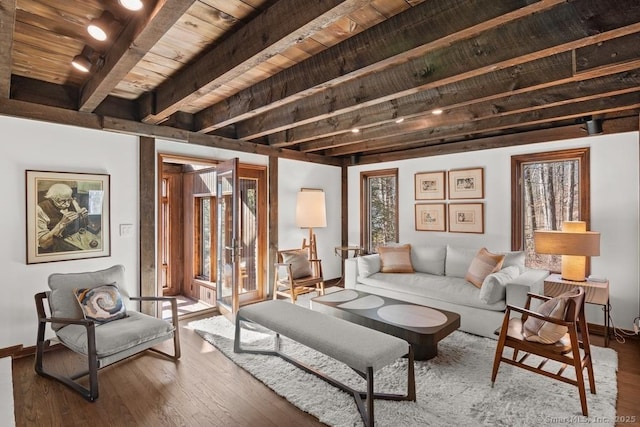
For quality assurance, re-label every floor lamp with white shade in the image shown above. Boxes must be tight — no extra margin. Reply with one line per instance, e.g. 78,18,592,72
295,188,326,260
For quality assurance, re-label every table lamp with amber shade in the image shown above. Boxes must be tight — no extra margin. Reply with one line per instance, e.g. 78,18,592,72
534,221,600,282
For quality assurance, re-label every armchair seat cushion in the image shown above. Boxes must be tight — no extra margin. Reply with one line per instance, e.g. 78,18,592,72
56,311,174,359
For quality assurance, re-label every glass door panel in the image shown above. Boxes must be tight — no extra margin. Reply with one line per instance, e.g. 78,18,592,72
216,158,240,315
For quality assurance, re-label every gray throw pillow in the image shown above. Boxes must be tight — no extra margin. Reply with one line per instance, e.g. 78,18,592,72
281,249,312,279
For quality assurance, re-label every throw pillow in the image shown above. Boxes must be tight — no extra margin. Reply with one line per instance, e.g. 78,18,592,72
280,249,312,279
357,254,381,278
465,248,505,288
478,265,521,304
378,244,414,273
500,251,526,273
73,284,127,324
523,288,580,344
411,245,446,275
444,245,479,278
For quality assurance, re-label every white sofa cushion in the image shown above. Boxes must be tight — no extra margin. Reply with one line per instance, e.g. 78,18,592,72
445,245,479,278
479,266,521,304
359,272,506,311
411,245,446,275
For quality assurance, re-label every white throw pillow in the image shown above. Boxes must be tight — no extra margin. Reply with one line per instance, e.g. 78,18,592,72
500,251,526,273
445,245,479,278
411,245,446,275
479,266,521,304
357,254,381,278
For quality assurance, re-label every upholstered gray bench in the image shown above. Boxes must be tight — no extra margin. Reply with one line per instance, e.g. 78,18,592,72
234,300,415,426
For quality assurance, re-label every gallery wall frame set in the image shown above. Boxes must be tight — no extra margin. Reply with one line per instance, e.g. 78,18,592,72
26,170,111,264
414,167,484,233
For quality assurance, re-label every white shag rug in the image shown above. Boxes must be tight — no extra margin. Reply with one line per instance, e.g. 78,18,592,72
188,299,618,427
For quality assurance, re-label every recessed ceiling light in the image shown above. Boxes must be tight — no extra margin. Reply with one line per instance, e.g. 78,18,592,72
119,0,144,11
87,11,115,41
395,118,404,123
432,109,443,115
351,128,360,133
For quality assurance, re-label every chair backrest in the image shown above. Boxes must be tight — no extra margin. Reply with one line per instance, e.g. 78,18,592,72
47,264,126,331
562,286,586,323
277,249,316,279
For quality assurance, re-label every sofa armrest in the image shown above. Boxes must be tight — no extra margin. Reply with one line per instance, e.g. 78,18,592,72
344,258,358,288
505,268,549,309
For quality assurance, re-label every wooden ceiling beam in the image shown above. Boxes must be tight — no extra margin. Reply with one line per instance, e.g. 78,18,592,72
0,0,16,98
273,33,640,148
145,0,371,124
0,97,339,166
355,115,639,164
325,91,640,156
234,0,640,141
78,0,196,112
195,0,562,134
302,69,640,153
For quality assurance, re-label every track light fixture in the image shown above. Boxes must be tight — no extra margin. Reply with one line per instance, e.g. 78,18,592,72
578,116,603,136
119,0,144,11
87,11,115,41
71,46,94,73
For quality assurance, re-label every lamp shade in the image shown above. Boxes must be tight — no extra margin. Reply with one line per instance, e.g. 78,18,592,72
534,225,600,256
534,221,600,281
295,189,326,228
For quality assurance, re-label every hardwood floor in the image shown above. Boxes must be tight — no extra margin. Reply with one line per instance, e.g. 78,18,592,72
11,316,640,426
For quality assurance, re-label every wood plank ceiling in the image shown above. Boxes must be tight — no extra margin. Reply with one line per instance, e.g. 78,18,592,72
1,0,639,166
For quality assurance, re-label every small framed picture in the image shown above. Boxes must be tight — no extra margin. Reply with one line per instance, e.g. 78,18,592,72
26,170,111,264
415,203,446,231
448,203,484,233
415,171,445,200
448,168,484,199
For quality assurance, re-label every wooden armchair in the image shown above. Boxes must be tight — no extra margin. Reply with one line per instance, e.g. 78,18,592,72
35,264,180,401
273,248,325,303
491,287,595,416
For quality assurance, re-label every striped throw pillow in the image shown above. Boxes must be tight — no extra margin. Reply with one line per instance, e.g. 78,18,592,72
378,244,414,273
465,247,505,288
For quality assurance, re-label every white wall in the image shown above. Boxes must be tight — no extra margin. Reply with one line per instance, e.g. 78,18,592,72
348,132,640,329
277,159,342,280
2,112,636,346
0,116,139,348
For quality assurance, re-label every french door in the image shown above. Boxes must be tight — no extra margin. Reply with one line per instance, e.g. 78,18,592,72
216,158,241,315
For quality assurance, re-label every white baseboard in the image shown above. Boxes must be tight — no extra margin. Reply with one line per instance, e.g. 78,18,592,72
0,357,15,427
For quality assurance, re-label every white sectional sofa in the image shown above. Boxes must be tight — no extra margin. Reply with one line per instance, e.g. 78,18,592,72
344,244,549,339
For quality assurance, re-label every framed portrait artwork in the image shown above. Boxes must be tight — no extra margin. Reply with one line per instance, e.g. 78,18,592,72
415,171,445,200
26,170,111,264
448,203,484,233
415,203,446,231
448,168,484,199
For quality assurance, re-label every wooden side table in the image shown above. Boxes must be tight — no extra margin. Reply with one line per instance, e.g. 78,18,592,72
543,273,610,347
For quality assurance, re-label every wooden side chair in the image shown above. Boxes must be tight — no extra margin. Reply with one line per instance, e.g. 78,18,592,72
491,287,595,416
273,248,325,303
35,264,181,401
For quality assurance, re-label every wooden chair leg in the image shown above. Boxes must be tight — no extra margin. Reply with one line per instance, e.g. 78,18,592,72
491,316,509,385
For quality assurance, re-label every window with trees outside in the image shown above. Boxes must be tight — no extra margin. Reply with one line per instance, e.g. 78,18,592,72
511,148,590,273
361,168,398,254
